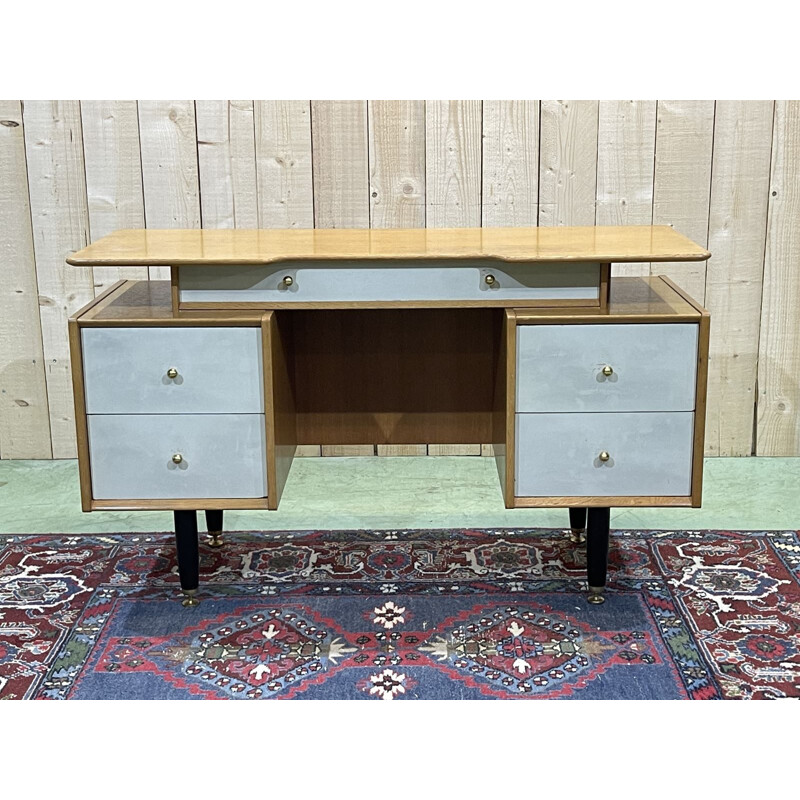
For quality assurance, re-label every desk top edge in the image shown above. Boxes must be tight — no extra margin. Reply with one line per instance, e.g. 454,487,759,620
66,226,711,266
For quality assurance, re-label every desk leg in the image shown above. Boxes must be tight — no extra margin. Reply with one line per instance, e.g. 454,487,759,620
586,507,610,605
568,507,587,544
174,510,200,607
205,509,224,548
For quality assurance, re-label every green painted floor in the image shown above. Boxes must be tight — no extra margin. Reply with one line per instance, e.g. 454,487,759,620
0,456,797,534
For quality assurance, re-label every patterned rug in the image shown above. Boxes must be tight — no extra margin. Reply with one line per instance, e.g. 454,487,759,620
1,528,798,700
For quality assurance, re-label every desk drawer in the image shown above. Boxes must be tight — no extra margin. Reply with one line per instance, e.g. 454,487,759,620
178,261,602,306
516,323,698,412
515,411,694,497
88,414,267,500
82,327,264,414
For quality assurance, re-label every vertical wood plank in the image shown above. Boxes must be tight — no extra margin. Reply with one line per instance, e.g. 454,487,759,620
80,100,148,293
368,100,426,228
254,101,314,228
311,100,369,228
651,100,715,302
481,100,539,227
138,100,201,279
196,100,258,229
425,100,482,227
23,100,93,458
705,101,774,456
426,100,481,454
539,100,599,226
757,100,800,456
0,101,52,458
596,100,657,277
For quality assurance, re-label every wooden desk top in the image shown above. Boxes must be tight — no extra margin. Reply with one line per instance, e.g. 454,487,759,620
67,226,710,266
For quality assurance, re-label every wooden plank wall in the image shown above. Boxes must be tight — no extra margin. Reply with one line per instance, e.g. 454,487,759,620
1,100,796,459
757,101,800,456
22,101,93,459
0,101,52,458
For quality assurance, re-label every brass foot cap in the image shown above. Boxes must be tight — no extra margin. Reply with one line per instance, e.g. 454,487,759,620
181,590,200,607
569,528,587,545
587,586,605,605
207,532,224,548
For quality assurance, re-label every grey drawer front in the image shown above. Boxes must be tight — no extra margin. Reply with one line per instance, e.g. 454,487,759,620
516,323,698,412
82,327,264,414
515,411,694,497
88,414,267,500
178,261,601,304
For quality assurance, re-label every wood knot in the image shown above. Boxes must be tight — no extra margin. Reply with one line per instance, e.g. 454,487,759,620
0,119,20,128
14,399,30,407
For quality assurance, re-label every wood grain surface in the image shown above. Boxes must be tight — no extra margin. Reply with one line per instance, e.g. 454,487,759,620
67,225,710,266
0,101,52,458
757,101,800,455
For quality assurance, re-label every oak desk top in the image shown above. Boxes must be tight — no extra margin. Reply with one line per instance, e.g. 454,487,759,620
67,226,711,266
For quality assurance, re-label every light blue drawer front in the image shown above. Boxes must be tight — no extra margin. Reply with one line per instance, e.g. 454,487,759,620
516,323,698,412
515,411,694,497
178,261,601,304
82,326,264,414
88,414,267,500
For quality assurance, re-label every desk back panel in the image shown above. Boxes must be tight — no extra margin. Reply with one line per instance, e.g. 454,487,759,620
287,308,503,445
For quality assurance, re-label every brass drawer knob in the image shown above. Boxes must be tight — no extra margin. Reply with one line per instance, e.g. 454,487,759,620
167,368,179,379
598,451,610,462
602,365,614,376
282,275,294,287
484,274,496,286
172,453,183,464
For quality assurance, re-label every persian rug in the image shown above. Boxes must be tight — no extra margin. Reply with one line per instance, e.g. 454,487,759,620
0,528,798,700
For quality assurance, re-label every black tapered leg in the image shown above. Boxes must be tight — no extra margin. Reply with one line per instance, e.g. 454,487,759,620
205,509,224,548
174,510,200,607
586,507,611,604
568,507,587,544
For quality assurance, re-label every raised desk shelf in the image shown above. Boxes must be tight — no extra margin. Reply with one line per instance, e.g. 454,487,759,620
66,225,711,266
67,225,709,312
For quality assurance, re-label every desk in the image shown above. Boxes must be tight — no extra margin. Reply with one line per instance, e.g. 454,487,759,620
68,226,710,606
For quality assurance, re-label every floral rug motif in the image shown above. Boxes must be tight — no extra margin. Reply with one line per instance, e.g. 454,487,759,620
0,528,798,700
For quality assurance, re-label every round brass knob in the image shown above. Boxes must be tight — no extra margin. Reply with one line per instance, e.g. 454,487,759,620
484,274,496,286
598,451,610,462
602,365,613,376
282,275,294,287
167,368,178,379
172,453,183,464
